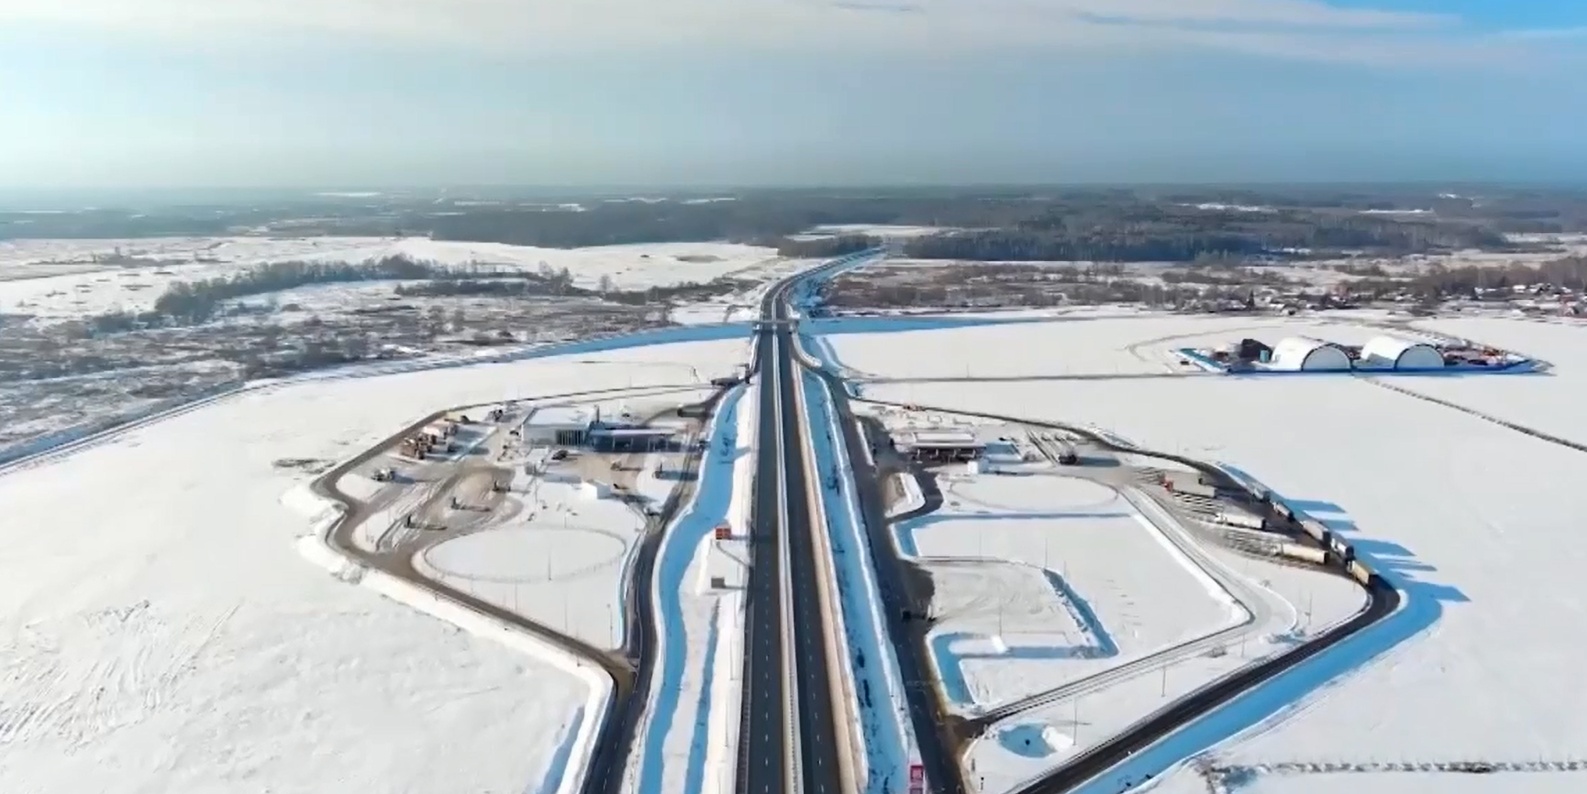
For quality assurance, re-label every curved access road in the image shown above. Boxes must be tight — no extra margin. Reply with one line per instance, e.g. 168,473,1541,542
798,359,1398,794
309,381,723,794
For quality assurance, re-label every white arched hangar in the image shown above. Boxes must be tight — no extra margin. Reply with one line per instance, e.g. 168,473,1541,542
1268,336,1352,371
1360,335,1445,370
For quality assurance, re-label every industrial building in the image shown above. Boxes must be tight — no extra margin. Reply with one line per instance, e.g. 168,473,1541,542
586,424,677,453
896,429,985,463
521,405,596,446
520,404,678,451
1268,336,1353,371
1359,335,1445,370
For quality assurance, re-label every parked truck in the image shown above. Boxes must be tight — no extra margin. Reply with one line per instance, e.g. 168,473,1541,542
1213,509,1266,532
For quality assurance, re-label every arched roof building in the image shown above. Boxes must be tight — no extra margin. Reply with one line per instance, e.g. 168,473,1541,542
1360,335,1445,370
1269,336,1352,371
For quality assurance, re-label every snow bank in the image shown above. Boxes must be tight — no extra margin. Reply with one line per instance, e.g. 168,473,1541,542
801,368,919,792
887,472,925,519
631,384,747,794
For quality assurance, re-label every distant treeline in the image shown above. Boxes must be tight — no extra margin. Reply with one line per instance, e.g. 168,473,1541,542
901,207,1510,263
395,274,751,306
151,256,465,322
1351,255,1587,299
8,189,1584,281
774,234,881,258
85,253,756,332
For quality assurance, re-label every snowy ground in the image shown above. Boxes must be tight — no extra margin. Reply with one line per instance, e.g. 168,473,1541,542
0,337,743,794
0,237,783,320
414,474,644,650
823,315,1587,793
906,473,1241,709
808,224,949,238
1383,316,1587,443
824,314,1459,379
668,257,820,327
880,463,1356,794
1148,768,1587,794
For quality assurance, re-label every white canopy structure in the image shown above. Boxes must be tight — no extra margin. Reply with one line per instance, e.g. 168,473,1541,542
1360,335,1445,370
1268,337,1352,371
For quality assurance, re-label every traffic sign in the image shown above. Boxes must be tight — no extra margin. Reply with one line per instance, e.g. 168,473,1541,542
909,764,924,785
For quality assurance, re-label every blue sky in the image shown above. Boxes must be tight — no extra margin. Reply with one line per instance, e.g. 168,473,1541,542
1,0,1583,189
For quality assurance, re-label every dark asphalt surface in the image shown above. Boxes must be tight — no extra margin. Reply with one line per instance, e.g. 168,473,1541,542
777,313,845,794
738,325,790,794
738,274,848,794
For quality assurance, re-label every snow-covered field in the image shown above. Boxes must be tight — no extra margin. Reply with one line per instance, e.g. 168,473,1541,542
808,224,948,238
879,460,1356,794
414,475,644,650
0,237,784,320
1150,769,1587,794
668,258,820,327
818,313,1587,793
0,337,743,794
906,474,1241,709
1387,316,1587,443
824,314,1452,379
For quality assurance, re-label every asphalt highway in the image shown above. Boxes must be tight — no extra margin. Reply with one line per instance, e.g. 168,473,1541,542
738,325,790,794
776,303,846,794
738,276,848,794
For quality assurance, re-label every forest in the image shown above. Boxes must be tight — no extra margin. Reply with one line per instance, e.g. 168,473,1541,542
6,186,1584,265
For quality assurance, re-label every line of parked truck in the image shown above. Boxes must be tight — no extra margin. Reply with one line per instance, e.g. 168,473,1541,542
1161,467,1377,587
400,418,459,460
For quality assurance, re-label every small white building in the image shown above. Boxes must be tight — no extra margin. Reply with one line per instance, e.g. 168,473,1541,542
522,405,594,445
895,429,985,463
1359,335,1445,370
1268,336,1352,371
578,480,613,500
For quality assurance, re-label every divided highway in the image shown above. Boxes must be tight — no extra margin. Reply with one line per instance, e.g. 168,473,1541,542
738,324,792,794
738,276,850,794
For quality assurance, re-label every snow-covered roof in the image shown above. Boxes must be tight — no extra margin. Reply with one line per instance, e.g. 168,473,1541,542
525,405,592,428
1360,335,1444,370
899,429,983,448
1268,336,1352,371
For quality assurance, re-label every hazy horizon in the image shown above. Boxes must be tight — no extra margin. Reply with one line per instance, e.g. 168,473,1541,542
4,0,1585,190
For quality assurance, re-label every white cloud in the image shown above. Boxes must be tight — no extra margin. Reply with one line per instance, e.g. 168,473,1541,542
0,0,1566,65
1495,26,1587,40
